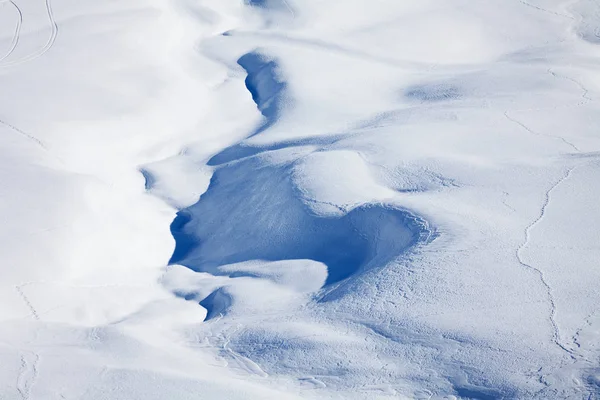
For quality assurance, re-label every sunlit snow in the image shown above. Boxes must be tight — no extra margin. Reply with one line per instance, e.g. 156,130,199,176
0,0,599,399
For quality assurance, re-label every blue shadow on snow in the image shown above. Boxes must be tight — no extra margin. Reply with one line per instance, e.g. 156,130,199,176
169,155,431,288
237,52,287,138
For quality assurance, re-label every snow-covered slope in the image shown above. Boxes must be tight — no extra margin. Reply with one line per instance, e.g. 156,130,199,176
0,0,599,398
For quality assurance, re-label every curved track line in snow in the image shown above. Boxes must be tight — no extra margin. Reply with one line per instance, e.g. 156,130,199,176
0,0,58,68
548,68,593,105
221,326,269,377
0,0,23,64
505,67,595,133
516,167,577,359
503,111,581,153
504,68,594,154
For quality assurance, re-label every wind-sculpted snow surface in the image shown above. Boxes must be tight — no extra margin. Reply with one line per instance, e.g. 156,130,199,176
237,52,287,136
170,154,429,287
1,0,600,399
571,0,600,44
173,53,429,289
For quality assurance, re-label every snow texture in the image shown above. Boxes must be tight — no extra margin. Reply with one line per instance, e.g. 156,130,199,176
0,0,599,399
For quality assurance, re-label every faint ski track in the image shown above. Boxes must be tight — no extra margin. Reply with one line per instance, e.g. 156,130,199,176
516,167,577,360
0,0,22,64
0,0,58,68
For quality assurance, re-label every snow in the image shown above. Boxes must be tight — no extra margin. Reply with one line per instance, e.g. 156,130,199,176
1,0,599,398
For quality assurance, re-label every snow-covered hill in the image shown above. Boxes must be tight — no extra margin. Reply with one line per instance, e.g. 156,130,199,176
0,0,599,398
